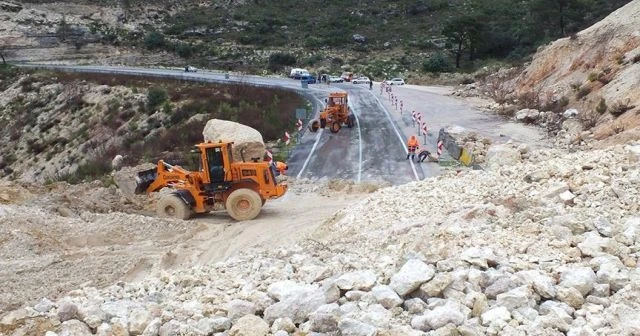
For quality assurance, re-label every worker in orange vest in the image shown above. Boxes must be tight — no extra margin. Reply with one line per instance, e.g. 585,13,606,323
406,135,419,161
275,161,288,175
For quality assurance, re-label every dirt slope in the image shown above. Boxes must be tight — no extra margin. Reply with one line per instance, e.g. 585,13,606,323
514,0,640,138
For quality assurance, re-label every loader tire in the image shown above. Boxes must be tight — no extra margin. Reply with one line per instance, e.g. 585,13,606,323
320,118,327,129
226,188,262,221
157,194,192,220
330,121,341,133
347,114,355,128
309,119,320,132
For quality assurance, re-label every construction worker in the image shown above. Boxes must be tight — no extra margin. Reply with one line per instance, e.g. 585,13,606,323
416,147,432,163
406,135,419,161
275,161,288,175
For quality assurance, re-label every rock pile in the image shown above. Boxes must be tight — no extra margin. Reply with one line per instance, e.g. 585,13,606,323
3,142,640,335
439,126,492,164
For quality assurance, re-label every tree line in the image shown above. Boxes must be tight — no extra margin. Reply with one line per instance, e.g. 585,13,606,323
442,0,632,68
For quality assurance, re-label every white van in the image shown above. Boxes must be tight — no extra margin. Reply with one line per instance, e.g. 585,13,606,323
290,68,310,78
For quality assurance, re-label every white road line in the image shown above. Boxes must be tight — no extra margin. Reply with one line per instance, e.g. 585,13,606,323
370,90,420,181
296,128,323,179
296,98,325,179
347,99,363,183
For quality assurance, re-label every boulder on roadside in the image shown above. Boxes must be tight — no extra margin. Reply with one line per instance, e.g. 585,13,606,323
485,144,522,170
515,109,540,122
202,119,266,162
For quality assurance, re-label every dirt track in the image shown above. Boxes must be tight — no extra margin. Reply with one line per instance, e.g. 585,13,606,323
0,179,371,314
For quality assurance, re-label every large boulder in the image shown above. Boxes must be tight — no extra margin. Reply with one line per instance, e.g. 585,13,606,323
484,144,521,170
202,119,266,162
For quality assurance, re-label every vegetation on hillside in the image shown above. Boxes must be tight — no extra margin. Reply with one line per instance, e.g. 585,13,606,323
143,0,632,74
0,67,305,183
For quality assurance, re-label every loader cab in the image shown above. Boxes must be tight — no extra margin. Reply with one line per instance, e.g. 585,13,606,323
328,94,346,107
206,147,226,183
198,142,233,188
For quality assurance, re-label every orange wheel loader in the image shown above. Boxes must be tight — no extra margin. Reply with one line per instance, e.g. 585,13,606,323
134,141,287,221
308,92,356,134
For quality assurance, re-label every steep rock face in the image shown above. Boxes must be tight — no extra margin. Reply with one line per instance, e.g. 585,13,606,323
514,0,640,136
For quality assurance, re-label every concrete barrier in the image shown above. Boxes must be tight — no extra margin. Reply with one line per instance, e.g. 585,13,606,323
437,127,475,166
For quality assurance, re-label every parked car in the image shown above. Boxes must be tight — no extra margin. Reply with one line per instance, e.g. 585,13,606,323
384,78,405,85
290,68,310,78
300,75,317,84
340,72,354,82
328,76,344,83
352,76,371,84
184,66,198,72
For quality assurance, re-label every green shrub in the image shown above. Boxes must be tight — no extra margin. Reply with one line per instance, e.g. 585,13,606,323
268,52,297,71
609,100,635,117
576,86,591,99
144,30,166,50
147,86,167,111
422,53,452,73
595,98,607,114
174,42,195,58
587,72,598,82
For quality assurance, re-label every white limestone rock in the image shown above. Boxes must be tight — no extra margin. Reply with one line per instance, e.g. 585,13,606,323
335,270,377,291
481,306,511,327
202,119,265,162
59,319,92,336
229,315,269,336
226,299,257,322
338,318,377,336
560,267,597,296
389,259,435,296
516,270,557,299
371,285,403,309
128,309,152,335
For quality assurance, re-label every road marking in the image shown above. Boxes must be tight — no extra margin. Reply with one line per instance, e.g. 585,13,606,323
370,90,419,181
347,99,363,183
295,128,323,179
296,97,325,179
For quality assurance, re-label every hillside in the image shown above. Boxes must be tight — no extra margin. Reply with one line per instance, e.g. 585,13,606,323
0,66,304,183
1,0,633,79
502,0,640,142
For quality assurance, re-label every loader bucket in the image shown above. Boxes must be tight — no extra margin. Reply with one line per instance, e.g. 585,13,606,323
308,119,320,132
134,168,157,194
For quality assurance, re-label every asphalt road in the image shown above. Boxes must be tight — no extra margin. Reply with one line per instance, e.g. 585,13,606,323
288,84,424,185
17,65,544,185
18,64,429,185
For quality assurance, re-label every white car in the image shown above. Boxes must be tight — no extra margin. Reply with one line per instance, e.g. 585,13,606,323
184,66,198,72
328,76,344,83
384,78,405,85
352,77,371,84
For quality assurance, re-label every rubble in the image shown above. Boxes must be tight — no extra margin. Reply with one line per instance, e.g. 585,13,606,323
1,141,638,335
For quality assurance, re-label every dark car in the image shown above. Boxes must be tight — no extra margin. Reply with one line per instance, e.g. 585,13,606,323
300,75,317,84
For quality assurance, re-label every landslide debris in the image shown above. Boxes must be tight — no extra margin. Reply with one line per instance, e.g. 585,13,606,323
4,142,638,335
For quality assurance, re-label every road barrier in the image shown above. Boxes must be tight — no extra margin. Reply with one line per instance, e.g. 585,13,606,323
437,127,475,167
